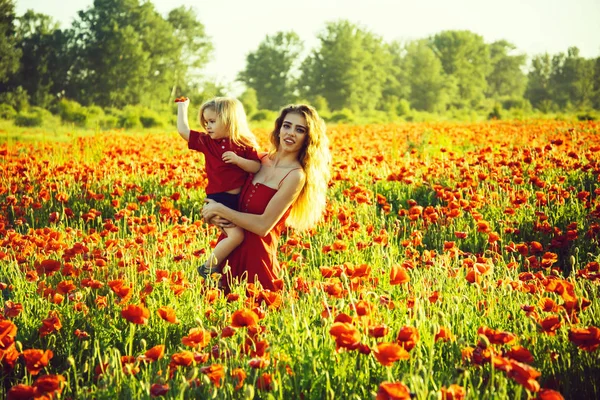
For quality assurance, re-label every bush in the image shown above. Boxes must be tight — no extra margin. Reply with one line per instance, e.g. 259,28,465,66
139,108,166,128
502,98,532,111
98,115,120,130
0,104,17,120
328,108,355,124
0,86,29,112
396,99,411,117
251,109,277,122
488,103,502,120
119,106,143,129
576,110,597,121
15,112,43,127
56,99,89,127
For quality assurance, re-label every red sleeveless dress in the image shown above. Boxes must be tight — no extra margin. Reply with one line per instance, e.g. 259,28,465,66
217,173,292,291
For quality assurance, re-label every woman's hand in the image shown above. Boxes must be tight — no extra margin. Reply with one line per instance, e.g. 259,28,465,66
202,199,235,228
202,199,221,221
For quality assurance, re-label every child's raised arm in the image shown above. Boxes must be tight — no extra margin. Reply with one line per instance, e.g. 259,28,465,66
176,97,191,141
222,152,261,173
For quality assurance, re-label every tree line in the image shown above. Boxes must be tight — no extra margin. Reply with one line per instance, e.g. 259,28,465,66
1,0,599,124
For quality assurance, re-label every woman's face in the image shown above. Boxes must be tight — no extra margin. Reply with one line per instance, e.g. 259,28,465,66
279,112,307,153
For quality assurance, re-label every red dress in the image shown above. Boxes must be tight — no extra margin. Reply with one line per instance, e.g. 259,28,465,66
217,174,292,291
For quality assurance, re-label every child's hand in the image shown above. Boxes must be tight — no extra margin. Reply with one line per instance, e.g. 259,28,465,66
222,151,239,165
175,97,189,108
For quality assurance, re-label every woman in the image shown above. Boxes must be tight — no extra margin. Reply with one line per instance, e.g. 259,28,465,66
201,104,331,291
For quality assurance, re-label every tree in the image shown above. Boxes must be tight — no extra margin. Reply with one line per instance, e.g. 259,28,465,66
0,0,21,84
429,30,491,108
12,10,71,107
592,57,600,109
167,6,213,95
378,41,411,114
403,40,455,112
69,0,203,108
238,31,303,110
486,40,527,100
525,53,553,111
239,88,258,116
299,20,391,112
549,47,595,109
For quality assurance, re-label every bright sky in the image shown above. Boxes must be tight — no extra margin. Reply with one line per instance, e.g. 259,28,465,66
15,0,600,93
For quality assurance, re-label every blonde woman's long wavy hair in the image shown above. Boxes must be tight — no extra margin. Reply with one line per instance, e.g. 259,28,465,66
199,97,258,149
270,104,331,231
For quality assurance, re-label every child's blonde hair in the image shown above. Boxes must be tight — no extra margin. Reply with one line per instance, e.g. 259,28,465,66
199,97,258,149
269,104,331,231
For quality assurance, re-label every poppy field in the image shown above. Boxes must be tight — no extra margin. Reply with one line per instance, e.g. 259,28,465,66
1,120,600,399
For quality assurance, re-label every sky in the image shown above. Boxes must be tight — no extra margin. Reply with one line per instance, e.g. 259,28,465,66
15,0,600,93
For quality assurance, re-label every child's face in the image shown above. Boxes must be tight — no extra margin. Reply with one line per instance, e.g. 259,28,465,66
202,108,228,140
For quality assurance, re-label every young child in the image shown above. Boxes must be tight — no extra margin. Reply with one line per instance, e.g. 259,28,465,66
176,96,261,280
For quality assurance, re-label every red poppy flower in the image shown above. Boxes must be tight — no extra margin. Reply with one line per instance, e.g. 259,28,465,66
157,306,178,324
396,326,419,351
150,383,169,397
181,327,211,349
39,311,62,337
231,309,259,328
568,326,600,352
373,342,410,366
440,384,466,400
4,301,23,318
7,384,36,399
21,349,53,375
390,265,410,285
329,322,361,351
376,381,411,400
534,388,565,400
32,374,66,396
121,304,150,325
200,364,225,387
170,351,195,367
142,345,165,362
256,372,273,391
231,368,247,390
369,324,389,338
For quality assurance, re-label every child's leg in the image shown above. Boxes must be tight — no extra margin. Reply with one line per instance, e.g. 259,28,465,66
205,226,244,272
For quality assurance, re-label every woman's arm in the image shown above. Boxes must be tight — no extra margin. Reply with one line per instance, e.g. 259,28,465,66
177,99,191,141
203,169,305,237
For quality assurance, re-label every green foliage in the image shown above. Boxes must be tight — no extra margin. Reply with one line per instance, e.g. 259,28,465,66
239,88,259,117
119,106,144,129
11,10,66,108
487,103,503,120
403,39,455,112
167,6,213,92
238,31,303,110
429,30,491,108
486,40,527,100
56,98,88,127
299,20,390,112
251,109,277,122
139,108,166,128
14,106,55,126
0,103,16,119
0,85,29,111
328,108,355,123
0,0,21,83
68,0,207,109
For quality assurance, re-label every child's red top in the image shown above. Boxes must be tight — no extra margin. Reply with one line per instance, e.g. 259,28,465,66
188,130,260,194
